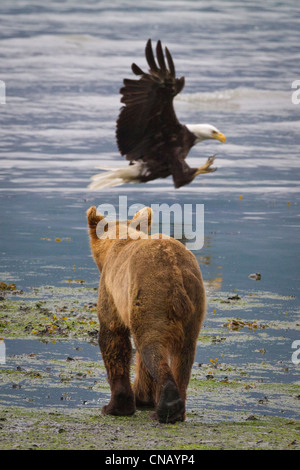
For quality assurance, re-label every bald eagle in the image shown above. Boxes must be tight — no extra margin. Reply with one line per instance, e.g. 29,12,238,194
89,39,226,190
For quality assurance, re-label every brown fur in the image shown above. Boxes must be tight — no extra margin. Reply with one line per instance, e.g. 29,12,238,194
87,205,206,423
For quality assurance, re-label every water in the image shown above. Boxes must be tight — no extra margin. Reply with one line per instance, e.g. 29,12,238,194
0,0,299,418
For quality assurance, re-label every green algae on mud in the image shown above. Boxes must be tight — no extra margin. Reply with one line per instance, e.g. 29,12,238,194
0,285,99,342
0,405,299,450
1,284,298,342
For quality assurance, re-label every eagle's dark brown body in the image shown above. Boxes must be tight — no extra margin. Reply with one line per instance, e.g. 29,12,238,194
137,126,198,188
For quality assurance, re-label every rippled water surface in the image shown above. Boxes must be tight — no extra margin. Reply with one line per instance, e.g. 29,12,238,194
0,1,299,416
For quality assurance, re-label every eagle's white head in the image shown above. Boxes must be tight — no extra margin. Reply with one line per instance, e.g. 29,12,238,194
186,124,226,144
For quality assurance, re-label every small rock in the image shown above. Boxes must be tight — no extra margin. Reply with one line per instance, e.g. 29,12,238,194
249,273,261,281
227,294,241,301
246,415,258,421
12,384,22,389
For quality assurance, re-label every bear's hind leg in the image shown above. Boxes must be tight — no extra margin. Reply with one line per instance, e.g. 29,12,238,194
99,323,135,416
133,351,155,409
138,342,185,424
156,379,185,424
170,340,197,410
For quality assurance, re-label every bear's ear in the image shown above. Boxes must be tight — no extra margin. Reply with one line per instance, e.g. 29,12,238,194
132,206,152,233
86,206,105,228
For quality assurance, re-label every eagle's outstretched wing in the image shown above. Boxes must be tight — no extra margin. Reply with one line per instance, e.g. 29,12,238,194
116,39,185,162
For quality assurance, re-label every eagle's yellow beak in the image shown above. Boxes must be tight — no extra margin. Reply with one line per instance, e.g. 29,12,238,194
215,132,226,143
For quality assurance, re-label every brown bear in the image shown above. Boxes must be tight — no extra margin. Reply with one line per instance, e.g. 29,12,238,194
87,205,206,423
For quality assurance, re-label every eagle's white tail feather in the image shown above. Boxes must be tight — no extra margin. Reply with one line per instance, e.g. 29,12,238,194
88,162,143,191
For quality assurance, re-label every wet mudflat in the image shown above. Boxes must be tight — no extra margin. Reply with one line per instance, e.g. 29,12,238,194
0,280,299,450
0,405,299,450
